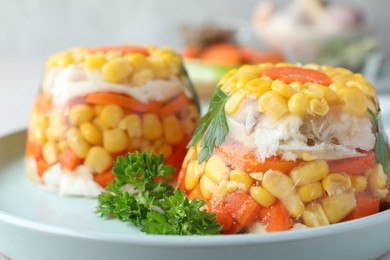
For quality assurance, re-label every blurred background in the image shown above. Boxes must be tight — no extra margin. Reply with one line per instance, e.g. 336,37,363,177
0,0,390,134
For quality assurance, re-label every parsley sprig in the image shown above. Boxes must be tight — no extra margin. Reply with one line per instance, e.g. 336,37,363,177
96,151,222,235
368,108,390,173
188,87,230,163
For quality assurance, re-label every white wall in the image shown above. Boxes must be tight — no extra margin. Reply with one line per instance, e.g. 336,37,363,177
0,0,388,58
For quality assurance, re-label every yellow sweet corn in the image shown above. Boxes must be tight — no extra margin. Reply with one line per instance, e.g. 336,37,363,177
244,78,272,97
337,87,367,117
346,79,375,97
290,160,329,186
322,193,356,223
322,173,353,196
368,164,388,198
42,141,59,165
103,128,129,153
230,169,254,191
85,54,106,69
102,57,133,83
258,90,289,119
288,92,309,115
304,83,338,104
218,69,237,86
131,69,154,85
118,114,142,138
100,104,125,129
226,181,238,192
350,175,368,192
289,81,305,92
185,161,202,190
271,80,296,98
142,113,163,140
200,175,217,199
250,186,276,208
204,155,229,183
309,98,329,116
127,53,149,71
215,181,229,201
162,115,184,145
69,104,95,126
80,122,102,145
236,73,257,90
66,128,91,159
84,146,113,173
221,74,240,93
298,182,323,202
148,56,170,79
328,82,346,93
225,90,246,115
303,203,330,227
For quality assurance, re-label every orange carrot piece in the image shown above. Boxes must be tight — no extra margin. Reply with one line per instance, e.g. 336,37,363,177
157,94,191,117
85,92,161,113
177,166,187,191
91,45,150,56
26,140,43,159
215,142,302,174
346,193,380,220
211,202,235,234
58,148,83,171
260,201,292,232
188,184,204,201
240,46,284,64
37,159,49,177
199,43,242,66
263,66,331,86
182,44,201,59
94,168,115,188
225,191,262,227
33,94,52,113
328,151,376,175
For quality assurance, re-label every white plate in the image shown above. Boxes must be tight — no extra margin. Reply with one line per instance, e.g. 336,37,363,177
1,130,390,260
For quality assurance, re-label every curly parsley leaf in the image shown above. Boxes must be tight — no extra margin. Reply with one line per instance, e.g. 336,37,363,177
141,190,222,235
368,108,390,173
96,151,222,234
187,87,229,163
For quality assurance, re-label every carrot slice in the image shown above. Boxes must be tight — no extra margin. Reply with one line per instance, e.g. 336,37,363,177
94,168,115,188
165,136,190,178
157,94,191,117
240,47,284,64
211,202,235,234
263,67,331,85
182,44,201,59
346,193,380,220
260,201,292,232
328,151,376,175
91,45,150,56
85,92,161,113
177,166,187,191
26,140,43,159
199,43,242,66
225,191,262,227
215,141,302,174
188,184,204,201
58,148,83,171
37,159,49,177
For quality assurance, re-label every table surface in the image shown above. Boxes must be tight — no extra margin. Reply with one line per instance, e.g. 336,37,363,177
0,58,390,260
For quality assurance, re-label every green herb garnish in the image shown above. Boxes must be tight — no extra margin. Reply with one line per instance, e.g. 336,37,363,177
368,108,390,172
96,151,222,235
187,87,229,163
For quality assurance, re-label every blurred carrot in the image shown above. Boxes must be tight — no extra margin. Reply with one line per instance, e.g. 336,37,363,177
59,148,83,171
260,201,292,232
37,158,49,177
26,140,43,159
92,45,149,56
157,94,191,117
346,193,380,220
240,46,284,64
182,44,201,58
199,43,242,66
94,168,115,188
225,191,262,227
328,151,376,175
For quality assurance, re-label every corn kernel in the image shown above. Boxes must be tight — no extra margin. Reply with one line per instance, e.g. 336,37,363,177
58,140,68,152
69,104,95,126
271,80,295,98
102,57,133,83
66,128,91,159
329,82,346,93
221,74,240,93
288,93,309,115
100,104,125,129
289,81,305,92
226,181,238,192
262,170,304,217
131,69,154,85
42,141,59,165
185,161,202,190
105,50,121,60
85,54,106,69
303,203,330,227
250,186,276,207
236,73,257,90
119,114,142,138
215,181,229,200
238,65,262,75
230,169,254,191
127,53,149,71
346,79,375,97
337,87,367,117
218,69,237,86
157,144,173,159
301,152,318,161
304,83,338,104
162,115,184,145
244,78,272,97
225,90,246,115
92,117,108,132
142,113,163,140
200,175,217,199
45,127,66,141
249,172,264,181
48,111,66,128
322,193,356,223
204,155,229,183
350,175,368,192
181,120,196,135
103,128,129,153
303,63,320,70
290,160,329,186
298,182,323,202
258,90,289,119
183,147,197,166
80,122,102,145
56,53,74,67
322,173,353,196
84,146,113,173
148,56,169,79
368,164,387,190
309,98,329,116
